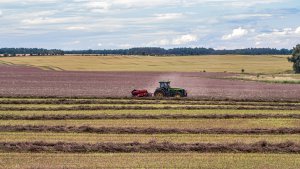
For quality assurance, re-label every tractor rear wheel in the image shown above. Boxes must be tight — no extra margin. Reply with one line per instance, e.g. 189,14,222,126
154,90,165,97
174,93,181,98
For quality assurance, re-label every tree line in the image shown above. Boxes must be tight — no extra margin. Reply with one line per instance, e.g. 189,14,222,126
0,48,64,56
65,47,292,55
0,47,292,56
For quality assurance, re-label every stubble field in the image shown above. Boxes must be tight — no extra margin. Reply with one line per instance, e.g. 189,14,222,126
0,97,299,168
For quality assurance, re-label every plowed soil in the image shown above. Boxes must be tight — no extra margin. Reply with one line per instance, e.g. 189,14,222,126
1,65,300,101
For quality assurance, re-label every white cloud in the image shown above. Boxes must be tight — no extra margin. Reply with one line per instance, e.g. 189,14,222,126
154,13,184,20
22,18,66,25
172,34,198,45
256,28,294,39
65,26,87,30
148,34,198,46
295,27,300,34
224,14,272,20
225,0,283,7
255,41,261,46
85,1,111,12
222,27,248,40
253,27,300,49
119,44,133,48
0,10,2,17
0,0,59,3
22,17,81,25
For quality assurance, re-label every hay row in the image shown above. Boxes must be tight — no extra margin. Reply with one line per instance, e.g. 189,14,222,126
0,141,299,153
0,105,299,111
1,125,299,134
0,100,298,107
1,114,299,120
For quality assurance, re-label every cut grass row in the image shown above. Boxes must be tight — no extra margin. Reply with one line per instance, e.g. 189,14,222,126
1,132,299,144
0,119,298,129
0,104,297,110
0,141,299,153
1,125,299,134
1,113,299,120
1,153,299,169
1,109,299,116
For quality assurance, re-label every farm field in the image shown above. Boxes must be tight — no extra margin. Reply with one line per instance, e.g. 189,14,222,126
0,58,299,168
1,153,300,169
0,55,292,73
1,64,300,100
0,97,299,168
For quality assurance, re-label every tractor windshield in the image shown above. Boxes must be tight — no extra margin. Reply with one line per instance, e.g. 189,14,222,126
160,82,170,88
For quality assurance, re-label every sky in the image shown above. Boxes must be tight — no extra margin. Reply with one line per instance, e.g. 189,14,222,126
0,0,299,50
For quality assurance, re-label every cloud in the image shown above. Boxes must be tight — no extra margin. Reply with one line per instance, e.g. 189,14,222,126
222,27,248,40
148,34,198,46
225,0,283,7
172,34,198,45
154,13,184,20
22,17,81,25
296,27,300,34
254,27,300,48
22,18,66,25
65,26,87,30
85,1,111,12
223,14,272,20
0,0,59,3
0,10,2,17
256,28,294,38
0,0,296,49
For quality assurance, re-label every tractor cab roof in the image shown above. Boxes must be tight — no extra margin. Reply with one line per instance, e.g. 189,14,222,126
159,81,171,83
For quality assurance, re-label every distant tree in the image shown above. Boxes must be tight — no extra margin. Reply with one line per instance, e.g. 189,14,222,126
288,44,300,73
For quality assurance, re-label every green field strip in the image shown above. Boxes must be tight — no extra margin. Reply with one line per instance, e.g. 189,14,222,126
0,119,298,129
1,132,299,144
1,109,299,116
0,153,299,169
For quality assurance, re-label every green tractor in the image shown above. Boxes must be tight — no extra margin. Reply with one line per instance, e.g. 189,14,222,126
154,81,187,98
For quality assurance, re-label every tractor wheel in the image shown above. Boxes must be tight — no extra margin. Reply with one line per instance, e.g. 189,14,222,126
154,90,165,98
174,93,182,98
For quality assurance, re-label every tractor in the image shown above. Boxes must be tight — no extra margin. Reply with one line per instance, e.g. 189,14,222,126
154,81,187,98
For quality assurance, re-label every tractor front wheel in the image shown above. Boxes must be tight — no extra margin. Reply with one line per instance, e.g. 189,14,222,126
154,90,165,98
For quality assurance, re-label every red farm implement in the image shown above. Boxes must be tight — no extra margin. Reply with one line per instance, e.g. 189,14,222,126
131,89,152,97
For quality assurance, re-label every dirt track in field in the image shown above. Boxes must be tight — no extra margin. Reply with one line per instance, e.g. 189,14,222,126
1,65,300,101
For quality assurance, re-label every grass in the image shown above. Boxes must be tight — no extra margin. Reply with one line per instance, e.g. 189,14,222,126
0,118,298,129
0,55,292,73
0,97,298,168
1,132,299,144
228,73,300,84
0,153,299,169
0,104,290,111
1,109,300,116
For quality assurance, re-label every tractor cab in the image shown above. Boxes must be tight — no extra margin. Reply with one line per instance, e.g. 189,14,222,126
159,81,171,89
